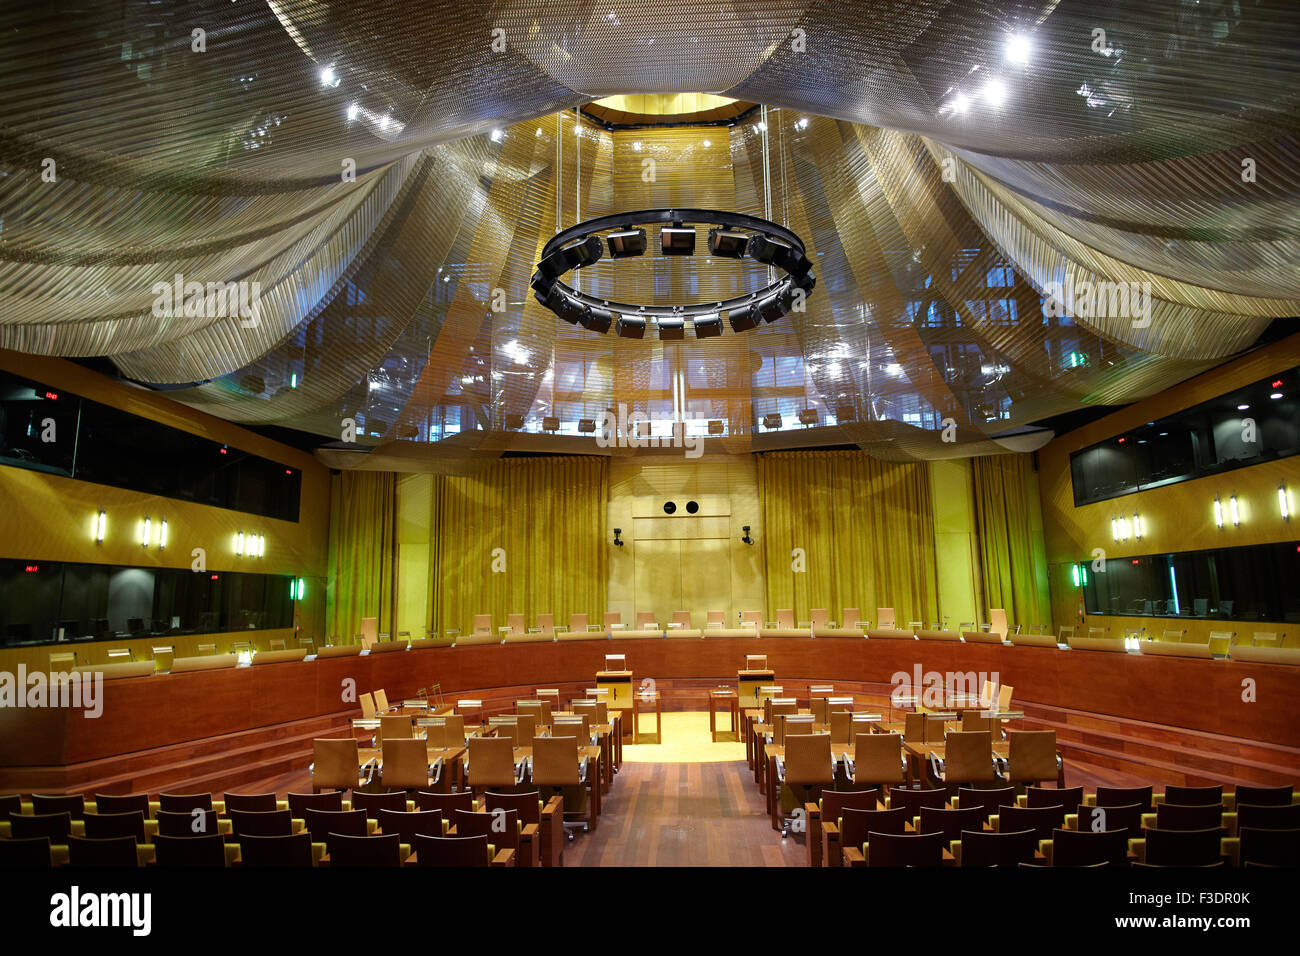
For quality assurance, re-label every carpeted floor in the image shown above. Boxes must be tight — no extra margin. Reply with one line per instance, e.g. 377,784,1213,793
622,711,746,763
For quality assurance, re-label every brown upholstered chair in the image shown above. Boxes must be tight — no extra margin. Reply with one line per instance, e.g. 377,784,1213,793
71,835,139,868
775,609,795,629
466,736,524,794
856,830,945,867
930,730,997,787
775,733,834,836
379,713,415,745
485,790,565,867
32,793,86,819
452,807,528,866
850,732,907,790
956,786,1017,821
381,738,441,791
1005,730,1063,788
531,735,593,837
958,828,1038,867
153,833,226,867
413,790,475,820
1162,785,1223,806
83,810,146,844
327,832,402,867
376,808,445,845
287,791,343,818
223,792,278,813
228,808,294,839
310,738,373,793
238,832,313,867
535,614,556,636
412,833,511,866
91,793,150,817
359,692,377,718
809,788,882,867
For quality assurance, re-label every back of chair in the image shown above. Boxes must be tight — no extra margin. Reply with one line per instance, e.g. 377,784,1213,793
672,610,692,629
1155,803,1226,831
554,714,590,742
1006,730,1057,784
706,610,726,628
776,713,814,747
1163,785,1223,806
810,608,829,629
568,613,589,633
10,811,71,842
766,698,797,724
957,787,1016,821
1141,827,1223,866
842,607,862,630
1051,828,1129,867
224,792,278,813
997,804,1065,841
157,792,213,814
839,806,908,847
996,683,1013,712
380,713,415,744
373,689,390,712
468,737,518,789
876,607,895,628
377,808,444,845
635,611,657,629
485,790,544,825
829,710,853,744
328,832,401,867
383,738,434,790
572,699,607,725
784,734,834,786
1233,785,1293,807
453,808,521,849
413,833,490,867
1096,785,1154,812
890,787,948,818
1240,827,1300,866
603,611,622,630
312,738,361,791
359,692,377,718
288,791,342,818
517,699,544,724
83,810,146,844
0,836,52,867
238,832,313,867
514,713,538,747
228,809,293,839
853,733,905,786
532,735,581,786
918,806,987,842
155,809,219,838
414,791,475,816
1076,802,1143,836
505,613,525,636
32,793,86,819
1236,803,1300,830
536,613,555,635
153,833,225,867
866,830,944,867
959,828,1037,867
924,715,948,743
1026,786,1083,810
776,609,795,628
903,711,926,742
472,614,492,635
67,835,138,867
91,793,149,817
821,789,881,821
303,808,367,844
943,730,995,783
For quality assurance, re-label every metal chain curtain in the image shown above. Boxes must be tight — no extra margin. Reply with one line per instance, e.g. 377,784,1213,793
1,0,1296,469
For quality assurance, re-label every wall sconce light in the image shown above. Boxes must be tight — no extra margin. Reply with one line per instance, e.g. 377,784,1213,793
236,531,246,556
1230,494,1241,527
94,510,107,543
1132,512,1143,540
140,516,151,548
1110,517,1118,541
613,528,624,547
742,525,754,545
158,518,168,550
257,534,266,558
1213,497,1223,529
1280,484,1291,520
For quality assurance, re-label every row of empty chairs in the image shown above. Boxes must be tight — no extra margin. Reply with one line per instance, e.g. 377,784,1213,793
0,788,563,867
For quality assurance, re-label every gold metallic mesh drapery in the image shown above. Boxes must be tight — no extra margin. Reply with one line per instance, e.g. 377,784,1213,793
972,454,1049,629
429,456,607,637
1,1,1297,469
758,450,939,626
326,471,396,642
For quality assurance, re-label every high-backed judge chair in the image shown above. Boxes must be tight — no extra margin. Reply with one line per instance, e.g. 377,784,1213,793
379,714,415,745
706,610,726,629
567,613,589,634
553,714,591,745
849,732,907,791
1004,730,1064,788
876,608,896,629
530,735,594,837
670,610,693,630
373,689,392,713
466,737,525,795
775,609,795,629
472,614,492,635
535,614,556,636
841,608,863,632
381,738,442,791
810,608,832,630
506,613,526,637
603,612,623,630
572,698,607,725
775,733,835,837
359,692,377,718
633,611,656,630
310,739,374,793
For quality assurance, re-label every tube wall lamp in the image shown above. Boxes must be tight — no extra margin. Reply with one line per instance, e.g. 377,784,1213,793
1230,495,1241,527
1281,484,1291,520
1213,497,1223,529
1132,513,1143,540
236,531,245,556
94,510,107,543
141,516,151,548
158,518,168,550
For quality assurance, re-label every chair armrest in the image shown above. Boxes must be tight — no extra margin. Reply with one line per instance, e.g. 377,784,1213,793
949,839,961,865
1128,837,1145,864
1222,837,1240,867
519,822,540,867
1064,813,1078,830
1039,838,1053,866
491,848,515,867
1222,811,1238,836
823,820,842,868
843,845,867,867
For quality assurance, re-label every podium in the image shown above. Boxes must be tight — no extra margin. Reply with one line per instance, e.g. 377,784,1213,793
597,655,635,741
737,668,776,710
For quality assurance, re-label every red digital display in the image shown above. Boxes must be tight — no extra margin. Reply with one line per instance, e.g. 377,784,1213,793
44,391,58,400
1273,380,1284,388
1117,437,1126,444
210,574,219,580
24,564,38,573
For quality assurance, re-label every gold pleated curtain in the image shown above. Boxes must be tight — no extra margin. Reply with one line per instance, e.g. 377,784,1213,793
326,471,396,642
972,454,1048,627
758,450,938,626
429,457,608,637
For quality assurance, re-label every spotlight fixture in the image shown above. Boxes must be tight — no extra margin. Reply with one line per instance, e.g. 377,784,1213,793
707,228,749,258
1006,34,1031,65
613,528,624,547
533,209,816,339
607,228,647,258
742,525,754,545
660,224,696,255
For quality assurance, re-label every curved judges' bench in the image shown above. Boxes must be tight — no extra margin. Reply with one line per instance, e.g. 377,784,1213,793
2,637,1297,794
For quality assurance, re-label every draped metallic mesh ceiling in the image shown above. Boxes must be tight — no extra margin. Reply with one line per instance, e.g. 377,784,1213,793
1,0,1297,470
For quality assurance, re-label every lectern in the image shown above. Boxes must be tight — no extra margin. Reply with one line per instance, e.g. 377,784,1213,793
597,654,634,741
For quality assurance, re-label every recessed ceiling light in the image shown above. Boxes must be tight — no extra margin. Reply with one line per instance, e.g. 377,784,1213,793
951,93,969,114
1005,34,1031,66
702,139,711,147
983,78,1007,107
346,103,358,121
1271,392,1284,399
319,66,339,88
1238,404,1250,410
